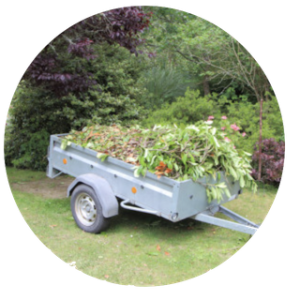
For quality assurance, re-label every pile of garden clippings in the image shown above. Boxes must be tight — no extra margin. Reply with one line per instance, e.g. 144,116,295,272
61,123,256,201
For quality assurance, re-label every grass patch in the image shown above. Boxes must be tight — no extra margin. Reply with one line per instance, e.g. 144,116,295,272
7,167,277,286
6,167,46,183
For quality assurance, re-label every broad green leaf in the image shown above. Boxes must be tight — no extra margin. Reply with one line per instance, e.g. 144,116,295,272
216,188,222,201
97,153,109,162
207,189,212,203
214,137,220,148
139,156,145,165
186,125,200,132
243,151,252,156
144,149,149,158
229,167,237,180
141,167,147,177
211,187,217,200
133,167,140,178
86,142,94,148
212,171,217,180
182,174,189,181
239,175,245,188
150,155,157,166
197,166,204,177
246,173,254,180
224,188,231,198
188,153,195,163
216,182,226,189
213,156,219,165
126,157,137,163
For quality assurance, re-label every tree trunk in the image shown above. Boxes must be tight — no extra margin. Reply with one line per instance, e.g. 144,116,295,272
203,75,210,95
257,98,263,181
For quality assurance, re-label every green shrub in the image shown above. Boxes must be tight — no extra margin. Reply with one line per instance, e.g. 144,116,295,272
142,89,222,127
5,44,146,170
138,65,195,108
143,89,284,154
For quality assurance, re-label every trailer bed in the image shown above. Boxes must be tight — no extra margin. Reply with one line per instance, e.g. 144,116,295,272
47,133,259,234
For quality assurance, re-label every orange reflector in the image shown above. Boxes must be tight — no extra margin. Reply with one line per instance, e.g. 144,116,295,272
63,158,67,164
131,187,137,194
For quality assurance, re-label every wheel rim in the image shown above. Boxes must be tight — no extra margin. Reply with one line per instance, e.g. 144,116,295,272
74,193,97,226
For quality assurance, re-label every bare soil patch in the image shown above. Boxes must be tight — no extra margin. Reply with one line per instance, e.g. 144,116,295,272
11,175,74,199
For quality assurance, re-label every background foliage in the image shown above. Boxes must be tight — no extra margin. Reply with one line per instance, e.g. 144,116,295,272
5,6,284,183
143,89,283,153
251,138,285,184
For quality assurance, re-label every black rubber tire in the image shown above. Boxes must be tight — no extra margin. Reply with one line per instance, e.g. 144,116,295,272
71,184,109,233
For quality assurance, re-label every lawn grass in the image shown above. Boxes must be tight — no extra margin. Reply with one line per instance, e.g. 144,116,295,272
6,167,277,286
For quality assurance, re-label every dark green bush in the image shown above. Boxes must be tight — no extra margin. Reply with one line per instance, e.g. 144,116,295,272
5,44,146,170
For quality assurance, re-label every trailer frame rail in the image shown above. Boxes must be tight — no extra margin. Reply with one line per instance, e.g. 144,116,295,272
191,205,259,235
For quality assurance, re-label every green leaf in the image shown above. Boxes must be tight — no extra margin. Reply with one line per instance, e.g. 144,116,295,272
206,189,212,203
186,125,200,132
213,137,220,148
141,167,147,177
213,156,219,165
216,182,226,189
139,156,145,165
150,155,157,166
144,149,149,158
182,174,189,181
212,171,217,180
97,153,109,161
211,187,217,200
243,151,252,156
229,167,237,180
86,142,94,148
133,167,140,178
239,175,245,188
196,166,204,177
127,156,137,163
188,153,195,163
224,188,231,198
60,139,68,150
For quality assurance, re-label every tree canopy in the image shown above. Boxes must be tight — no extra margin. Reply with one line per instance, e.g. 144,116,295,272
24,7,152,96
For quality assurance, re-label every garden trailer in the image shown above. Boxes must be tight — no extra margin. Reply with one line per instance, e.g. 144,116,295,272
47,134,259,235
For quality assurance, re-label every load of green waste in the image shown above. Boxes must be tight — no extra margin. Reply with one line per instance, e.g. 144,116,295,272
61,122,257,202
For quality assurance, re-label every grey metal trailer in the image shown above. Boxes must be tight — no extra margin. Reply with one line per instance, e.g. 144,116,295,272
47,134,259,235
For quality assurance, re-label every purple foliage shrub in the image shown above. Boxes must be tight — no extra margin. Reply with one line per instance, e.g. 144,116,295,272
251,138,285,184
24,7,152,97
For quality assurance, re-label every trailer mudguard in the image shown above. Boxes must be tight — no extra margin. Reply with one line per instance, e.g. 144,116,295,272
67,173,119,218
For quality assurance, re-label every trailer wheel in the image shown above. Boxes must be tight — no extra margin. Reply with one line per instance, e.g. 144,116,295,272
71,184,109,233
